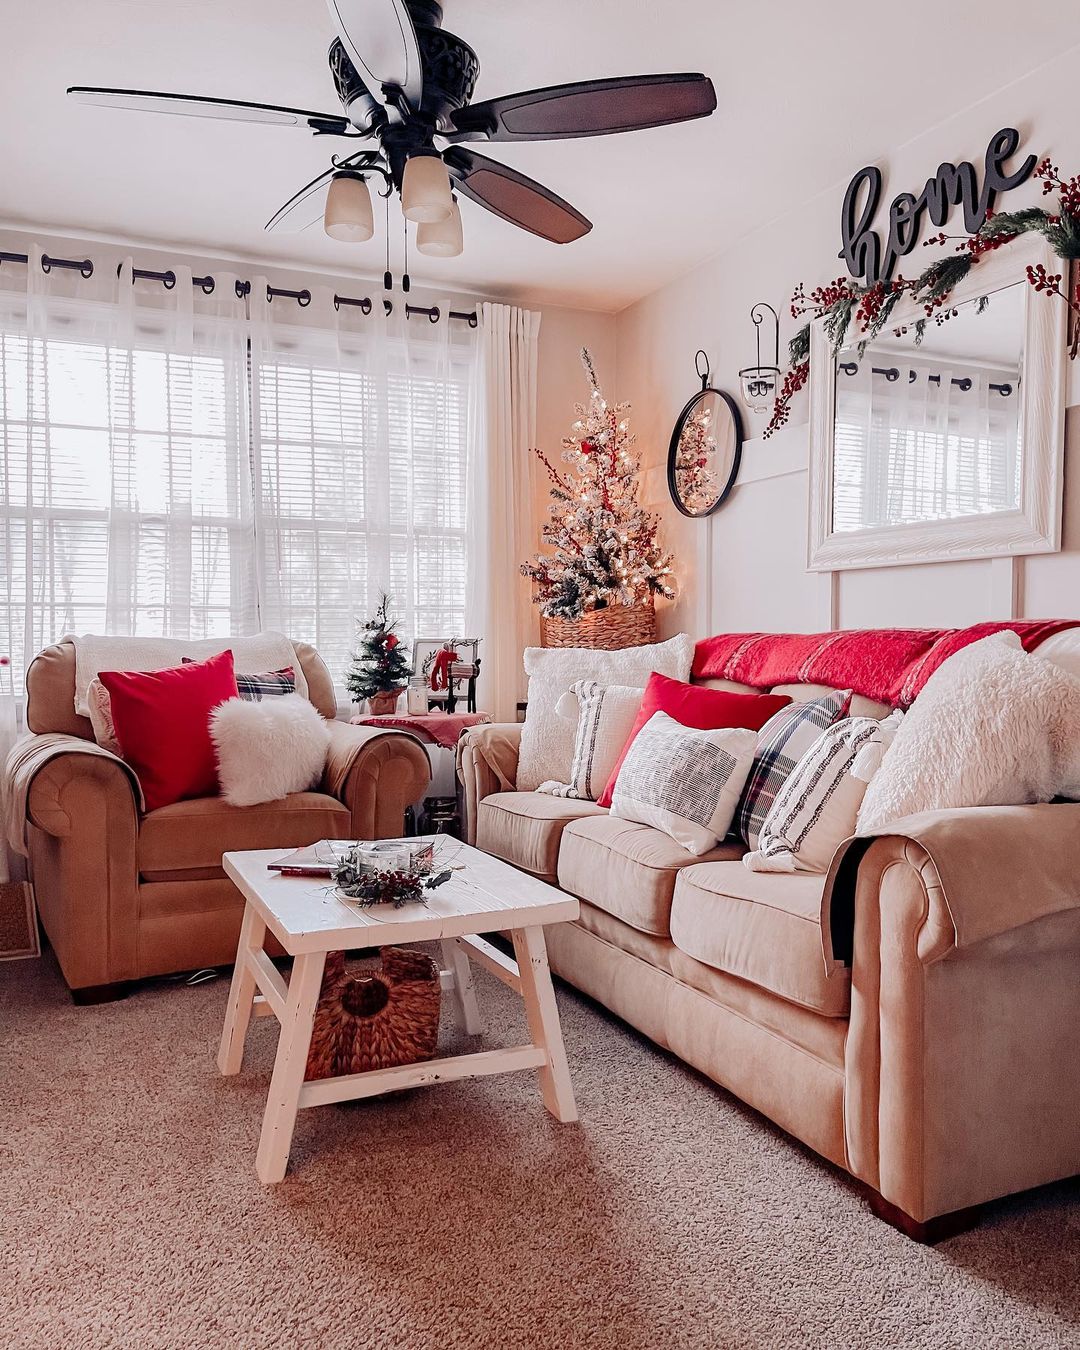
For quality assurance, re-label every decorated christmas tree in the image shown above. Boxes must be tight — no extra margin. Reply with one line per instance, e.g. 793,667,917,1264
521,349,675,621
346,593,413,705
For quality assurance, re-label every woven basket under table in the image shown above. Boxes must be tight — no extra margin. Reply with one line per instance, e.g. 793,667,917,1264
304,947,441,1081
541,599,656,650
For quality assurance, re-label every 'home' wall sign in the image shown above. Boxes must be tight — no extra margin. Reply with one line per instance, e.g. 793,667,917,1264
839,126,1037,285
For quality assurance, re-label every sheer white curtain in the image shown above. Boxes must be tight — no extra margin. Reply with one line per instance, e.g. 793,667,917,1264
0,247,251,685
467,302,541,722
833,353,1021,532
249,284,479,692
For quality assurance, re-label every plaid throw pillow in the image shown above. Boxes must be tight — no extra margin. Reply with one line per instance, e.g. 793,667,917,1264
182,659,296,702
735,690,851,848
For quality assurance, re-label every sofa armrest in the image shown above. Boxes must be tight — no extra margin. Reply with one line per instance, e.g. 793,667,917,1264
20,747,141,990
825,802,1080,968
839,803,1080,1224
322,722,430,839
456,723,522,845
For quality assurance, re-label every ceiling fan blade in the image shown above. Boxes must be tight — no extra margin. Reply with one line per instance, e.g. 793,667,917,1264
68,87,352,135
324,0,423,108
443,147,591,244
265,167,337,233
448,73,716,143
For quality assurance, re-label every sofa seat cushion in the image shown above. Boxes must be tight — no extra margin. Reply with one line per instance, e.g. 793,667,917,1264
557,815,743,937
138,791,350,881
670,862,849,1016
475,791,606,881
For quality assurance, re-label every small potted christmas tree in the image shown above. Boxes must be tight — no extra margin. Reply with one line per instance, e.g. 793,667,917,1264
346,594,413,715
521,348,675,649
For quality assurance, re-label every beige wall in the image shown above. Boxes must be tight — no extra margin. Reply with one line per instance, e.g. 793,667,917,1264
615,46,1080,640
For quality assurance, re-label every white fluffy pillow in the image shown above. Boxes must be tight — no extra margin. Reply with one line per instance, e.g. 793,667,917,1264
857,632,1080,834
210,693,330,807
746,712,902,873
538,680,643,800
610,711,757,855
517,633,693,791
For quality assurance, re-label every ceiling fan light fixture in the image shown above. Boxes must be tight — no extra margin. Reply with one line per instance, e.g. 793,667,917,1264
401,152,453,224
416,197,463,257
324,171,373,242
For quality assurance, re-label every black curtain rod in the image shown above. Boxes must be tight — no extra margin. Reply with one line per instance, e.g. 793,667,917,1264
0,250,478,324
838,361,1014,397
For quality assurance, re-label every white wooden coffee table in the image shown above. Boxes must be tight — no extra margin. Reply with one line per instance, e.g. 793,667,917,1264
217,838,580,1183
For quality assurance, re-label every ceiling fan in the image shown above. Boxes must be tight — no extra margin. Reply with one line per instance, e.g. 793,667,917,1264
68,0,716,260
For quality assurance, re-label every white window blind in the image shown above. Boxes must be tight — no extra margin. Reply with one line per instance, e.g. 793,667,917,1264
250,313,476,681
0,293,254,685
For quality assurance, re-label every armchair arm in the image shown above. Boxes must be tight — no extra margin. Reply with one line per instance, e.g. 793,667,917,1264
838,804,1080,1225
456,723,521,845
322,722,430,839
18,744,141,990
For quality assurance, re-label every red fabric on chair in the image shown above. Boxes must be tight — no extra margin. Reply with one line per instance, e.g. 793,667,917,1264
99,649,240,811
597,673,790,808
692,621,1080,709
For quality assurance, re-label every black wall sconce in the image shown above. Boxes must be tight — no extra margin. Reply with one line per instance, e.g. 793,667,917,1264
739,303,781,415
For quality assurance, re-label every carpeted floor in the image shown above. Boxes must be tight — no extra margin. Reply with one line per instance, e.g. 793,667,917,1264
2,950,1079,1350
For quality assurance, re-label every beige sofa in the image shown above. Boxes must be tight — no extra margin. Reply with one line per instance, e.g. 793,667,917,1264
459,678,1080,1241
10,640,430,1001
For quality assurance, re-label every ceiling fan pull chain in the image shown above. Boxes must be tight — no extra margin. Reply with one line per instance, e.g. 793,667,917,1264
384,190,392,292
402,217,411,294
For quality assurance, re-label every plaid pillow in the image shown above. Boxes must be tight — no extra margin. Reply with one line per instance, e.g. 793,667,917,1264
236,666,297,701
735,690,851,848
181,658,296,702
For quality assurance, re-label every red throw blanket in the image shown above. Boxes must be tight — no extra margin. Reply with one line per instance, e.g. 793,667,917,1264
692,621,1080,708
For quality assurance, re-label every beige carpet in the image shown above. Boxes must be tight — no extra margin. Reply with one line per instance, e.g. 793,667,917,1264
2,951,1079,1350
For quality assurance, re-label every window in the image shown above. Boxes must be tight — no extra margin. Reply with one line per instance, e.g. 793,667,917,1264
0,281,477,690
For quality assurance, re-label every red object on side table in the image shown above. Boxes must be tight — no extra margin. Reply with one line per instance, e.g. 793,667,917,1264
350,711,491,750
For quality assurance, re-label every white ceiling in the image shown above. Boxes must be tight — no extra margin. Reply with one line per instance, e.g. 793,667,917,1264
3,1,1079,312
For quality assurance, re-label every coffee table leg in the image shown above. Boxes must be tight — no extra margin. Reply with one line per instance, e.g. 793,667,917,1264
441,937,484,1035
512,926,578,1124
217,903,267,1076
255,950,326,1184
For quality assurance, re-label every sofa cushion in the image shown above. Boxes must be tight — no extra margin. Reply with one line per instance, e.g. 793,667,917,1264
138,791,351,881
670,862,849,1016
475,791,606,881
557,814,742,936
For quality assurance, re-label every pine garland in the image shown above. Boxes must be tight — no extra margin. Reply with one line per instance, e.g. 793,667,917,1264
764,157,1080,436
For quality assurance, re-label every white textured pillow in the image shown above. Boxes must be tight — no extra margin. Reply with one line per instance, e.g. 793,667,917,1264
857,632,1080,834
517,633,693,791
538,681,643,800
610,711,757,856
210,693,330,807
746,712,902,873
87,677,121,756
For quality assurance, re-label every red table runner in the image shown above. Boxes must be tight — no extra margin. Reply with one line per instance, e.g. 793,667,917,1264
350,711,492,749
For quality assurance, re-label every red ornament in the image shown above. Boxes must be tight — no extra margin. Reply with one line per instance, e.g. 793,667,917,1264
385,633,399,650
579,440,595,455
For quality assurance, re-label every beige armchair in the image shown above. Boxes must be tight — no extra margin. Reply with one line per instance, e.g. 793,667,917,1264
11,640,430,1001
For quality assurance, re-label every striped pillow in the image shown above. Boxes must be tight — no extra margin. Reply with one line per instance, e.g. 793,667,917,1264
735,690,851,848
744,715,897,873
538,680,643,800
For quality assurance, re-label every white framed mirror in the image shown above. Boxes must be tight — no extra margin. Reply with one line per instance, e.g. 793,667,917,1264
807,231,1067,571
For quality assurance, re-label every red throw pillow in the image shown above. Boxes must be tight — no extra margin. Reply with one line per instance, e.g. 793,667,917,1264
99,649,240,811
597,672,792,808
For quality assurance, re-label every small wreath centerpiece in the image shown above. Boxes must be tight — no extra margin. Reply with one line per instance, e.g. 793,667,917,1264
332,839,453,909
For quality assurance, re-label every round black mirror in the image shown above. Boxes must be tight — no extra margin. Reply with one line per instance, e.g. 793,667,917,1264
667,351,743,518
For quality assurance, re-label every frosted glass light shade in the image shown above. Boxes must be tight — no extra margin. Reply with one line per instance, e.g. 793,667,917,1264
324,173,373,242
402,153,453,224
416,199,463,257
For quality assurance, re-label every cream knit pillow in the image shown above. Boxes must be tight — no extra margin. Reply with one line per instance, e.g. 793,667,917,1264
516,633,693,791
538,680,643,800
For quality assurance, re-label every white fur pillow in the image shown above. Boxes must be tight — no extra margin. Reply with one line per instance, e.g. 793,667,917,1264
517,633,693,791
210,693,330,807
857,632,1080,834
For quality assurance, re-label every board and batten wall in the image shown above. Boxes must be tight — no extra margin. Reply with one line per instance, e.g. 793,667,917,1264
615,46,1080,642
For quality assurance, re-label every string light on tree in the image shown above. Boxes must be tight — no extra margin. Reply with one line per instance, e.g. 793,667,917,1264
521,348,675,622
